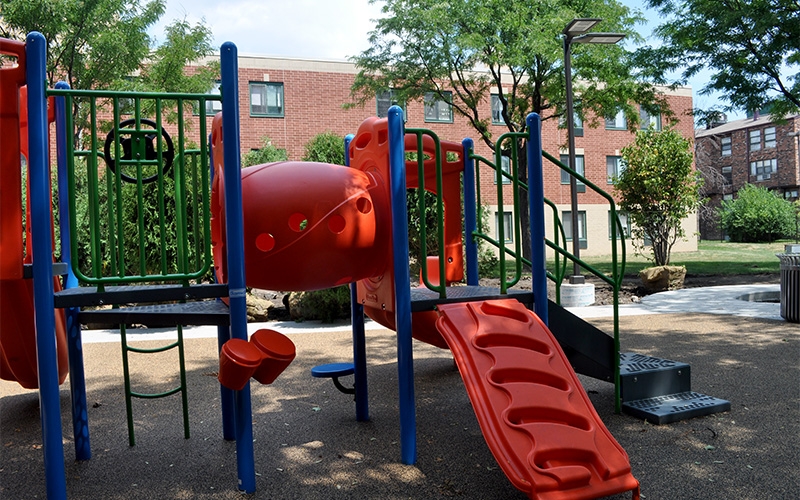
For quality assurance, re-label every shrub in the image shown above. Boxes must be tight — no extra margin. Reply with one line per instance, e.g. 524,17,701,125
718,184,795,242
302,132,346,164
287,286,351,323
242,136,288,167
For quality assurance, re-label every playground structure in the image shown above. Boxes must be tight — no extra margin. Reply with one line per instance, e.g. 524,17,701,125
0,33,731,500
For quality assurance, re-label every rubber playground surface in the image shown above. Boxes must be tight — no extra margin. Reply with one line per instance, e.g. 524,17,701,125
1,309,798,499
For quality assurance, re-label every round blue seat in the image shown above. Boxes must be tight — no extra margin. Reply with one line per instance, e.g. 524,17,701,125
311,362,355,379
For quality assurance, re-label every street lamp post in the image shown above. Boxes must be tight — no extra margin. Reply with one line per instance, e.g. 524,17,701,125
562,19,625,285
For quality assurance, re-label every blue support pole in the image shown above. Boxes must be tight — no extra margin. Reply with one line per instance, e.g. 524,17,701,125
208,133,236,441
220,41,256,493
526,113,548,325
55,80,92,461
387,105,416,464
345,133,369,422
462,138,479,286
26,31,68,500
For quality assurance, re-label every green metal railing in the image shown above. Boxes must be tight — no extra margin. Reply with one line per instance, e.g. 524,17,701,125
47,88,220,288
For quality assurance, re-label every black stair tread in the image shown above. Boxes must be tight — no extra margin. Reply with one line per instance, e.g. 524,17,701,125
622,391,731,425
619,352,690,374
410,286,533,312
55,283,228,308
77,300,230,327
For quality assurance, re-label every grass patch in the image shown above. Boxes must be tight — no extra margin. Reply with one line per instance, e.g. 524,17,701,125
579,240,790,277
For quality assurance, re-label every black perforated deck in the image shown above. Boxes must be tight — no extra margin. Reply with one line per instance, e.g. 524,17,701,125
77,300,230,327
410,286,533,312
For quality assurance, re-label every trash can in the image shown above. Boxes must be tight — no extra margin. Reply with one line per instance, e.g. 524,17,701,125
777,245,800,323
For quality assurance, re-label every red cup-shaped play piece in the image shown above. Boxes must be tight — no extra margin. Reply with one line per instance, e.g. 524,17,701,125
218,338,263,391
250,329,296,385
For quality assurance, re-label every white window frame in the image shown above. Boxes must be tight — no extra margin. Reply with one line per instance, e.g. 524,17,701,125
605,110,627,130
491,94,504,125
721,166,732,185
560,154,585,192
563,210,587,249
721,136,732,156
750,158,776,181
749,129,761,151
609,211,631,240
606,155,624,184
764,127,776,148
640,107,662,131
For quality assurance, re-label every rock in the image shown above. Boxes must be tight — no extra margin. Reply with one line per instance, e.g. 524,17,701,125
638,265,687,292
246,293,275,322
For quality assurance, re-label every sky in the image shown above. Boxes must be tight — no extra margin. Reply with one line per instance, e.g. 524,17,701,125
148,0,742,121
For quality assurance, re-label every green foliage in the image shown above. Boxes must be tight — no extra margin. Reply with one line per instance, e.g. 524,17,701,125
718,184,795,242
290,286,351,323
350,0,666,147
637,0,799,118
616,128,702,266
301,132,346,164
242,137,289,167
406,188,441,276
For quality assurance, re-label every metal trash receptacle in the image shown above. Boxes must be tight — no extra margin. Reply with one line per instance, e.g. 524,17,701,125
778,245,800,323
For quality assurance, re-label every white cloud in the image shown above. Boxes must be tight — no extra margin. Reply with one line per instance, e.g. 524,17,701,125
150,0,384,60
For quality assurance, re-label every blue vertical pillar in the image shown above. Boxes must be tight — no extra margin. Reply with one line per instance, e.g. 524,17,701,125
26,31,68,500
345,134,369,422
462,138,479,286
55,81,91,461
526,113,548,325
387,105,416,464
220,41,256,493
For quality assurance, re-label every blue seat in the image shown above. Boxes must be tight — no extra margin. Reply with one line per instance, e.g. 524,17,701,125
311,362,355,395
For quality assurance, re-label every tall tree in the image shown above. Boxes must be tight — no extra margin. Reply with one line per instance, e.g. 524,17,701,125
349,0,667,259
636,0,800,120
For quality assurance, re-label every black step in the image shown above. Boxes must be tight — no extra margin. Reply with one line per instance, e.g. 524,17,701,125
410,286,533,312
622,391,731,425
548,300,615,382
77,300,230,327
619,352,691,402
55,283,228,308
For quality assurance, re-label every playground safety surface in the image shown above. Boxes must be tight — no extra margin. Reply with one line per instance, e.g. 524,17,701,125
1,293,798,499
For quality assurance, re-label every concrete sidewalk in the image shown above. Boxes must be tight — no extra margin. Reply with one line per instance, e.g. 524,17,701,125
1,288,797,499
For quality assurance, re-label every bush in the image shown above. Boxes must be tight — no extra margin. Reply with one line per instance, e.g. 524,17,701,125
302,132,346,164
287,286,351,323
242,136,288,167
718,184,795,242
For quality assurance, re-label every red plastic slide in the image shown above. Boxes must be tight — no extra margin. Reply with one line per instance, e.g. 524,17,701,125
435,299,640,500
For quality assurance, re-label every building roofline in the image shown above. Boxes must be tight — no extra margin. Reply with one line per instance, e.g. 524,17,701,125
696,113,799,137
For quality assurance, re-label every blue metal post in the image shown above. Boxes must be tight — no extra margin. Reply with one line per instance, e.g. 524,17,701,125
387,105,416,464
462,138,479,285
55,81,91,461
26,31,68,500
220,41,256,493
345,133,369,421
526,113,548,325
208,133,235,441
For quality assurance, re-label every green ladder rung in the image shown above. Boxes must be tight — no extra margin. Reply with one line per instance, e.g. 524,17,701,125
121,324,190,446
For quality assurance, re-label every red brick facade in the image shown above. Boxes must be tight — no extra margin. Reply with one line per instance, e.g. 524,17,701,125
197,54,697,256
695,114,800,240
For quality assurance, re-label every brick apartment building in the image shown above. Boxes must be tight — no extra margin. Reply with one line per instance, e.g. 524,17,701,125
695,113,800,240
196,53,696,257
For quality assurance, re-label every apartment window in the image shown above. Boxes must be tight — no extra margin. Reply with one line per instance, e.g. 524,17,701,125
723,193,734,201
559,110,584,137
609,211,631,239
785,190,799,199
491,94,504,125
749,129,761,151
495,211,513,243
721,136,732,156
494,155,511,184
376,89,406,119
606,156,624,184
560,154,585,192
200,80,222,116
764,127,776,148
249,82,283,117
424,91,453,123
562,210,587,249
751,158,776,181
640,107,662,131
721,166,732,185
605,110,627,130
